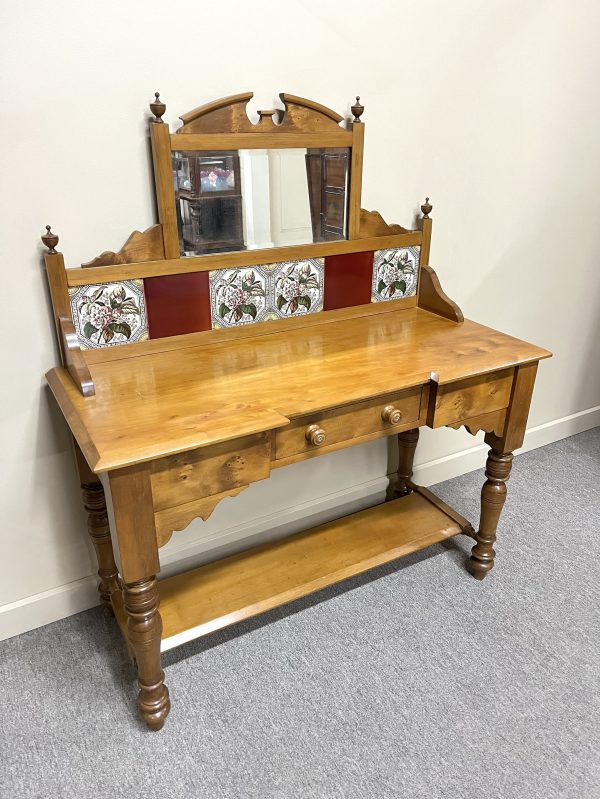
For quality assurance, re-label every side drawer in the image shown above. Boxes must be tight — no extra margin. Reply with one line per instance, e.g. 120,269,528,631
429,368,514,428
151,432,272,511
275,388,423,460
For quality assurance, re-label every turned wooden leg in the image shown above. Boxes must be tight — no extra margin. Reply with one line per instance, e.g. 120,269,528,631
81,481,120,608
393,428,420,497
123,577,170,730
469,449,513,580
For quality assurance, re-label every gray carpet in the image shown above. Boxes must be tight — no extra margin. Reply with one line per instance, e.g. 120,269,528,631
2,429,599,799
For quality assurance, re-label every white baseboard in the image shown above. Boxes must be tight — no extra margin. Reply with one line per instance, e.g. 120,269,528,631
1,406,598,642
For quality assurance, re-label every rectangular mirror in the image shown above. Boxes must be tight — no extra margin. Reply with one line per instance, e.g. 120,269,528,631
173,148,350,256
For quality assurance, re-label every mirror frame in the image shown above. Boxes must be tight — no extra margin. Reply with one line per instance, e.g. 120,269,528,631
149,92,364,260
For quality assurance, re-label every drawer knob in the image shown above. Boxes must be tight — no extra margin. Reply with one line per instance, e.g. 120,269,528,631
382,404,403,425
305,424,326,447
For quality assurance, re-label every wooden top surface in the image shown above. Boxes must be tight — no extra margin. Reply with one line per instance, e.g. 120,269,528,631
46,308,551,472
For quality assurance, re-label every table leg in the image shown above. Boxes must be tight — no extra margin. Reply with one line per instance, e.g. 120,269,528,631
108,464,170,730
81,481,120,608
394,428,419,497
123,576,170,730
469,449,513,580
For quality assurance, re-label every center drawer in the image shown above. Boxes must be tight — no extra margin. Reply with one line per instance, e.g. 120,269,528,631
275,388,423,460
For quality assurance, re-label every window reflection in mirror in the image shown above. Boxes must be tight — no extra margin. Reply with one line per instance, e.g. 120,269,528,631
173,148,350,257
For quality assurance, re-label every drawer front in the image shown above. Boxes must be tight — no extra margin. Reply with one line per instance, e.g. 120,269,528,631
151,432,271,511
430,368,514,428
276,388,422,460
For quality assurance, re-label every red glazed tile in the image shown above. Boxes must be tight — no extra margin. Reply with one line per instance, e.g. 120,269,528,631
323,251,374,310
144,272,211,338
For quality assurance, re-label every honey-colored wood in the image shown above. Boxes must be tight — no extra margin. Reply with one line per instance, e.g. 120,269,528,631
150,123,180,259
66,231,422,286
81,225,165,268
155,487,248,548
150,433,272,511
43,248,71,363
177,92,348,136
486,362,539,453
428,368,514,428
83,296,417,364
173,131,353,150
58,316,95,397
79,479,120,607
275,389,422,460
159,491,463,647
447,408,507,437
348,124,365,238
418,266,464,322
46,309,550,473
419,213,432,267
358,209,411,238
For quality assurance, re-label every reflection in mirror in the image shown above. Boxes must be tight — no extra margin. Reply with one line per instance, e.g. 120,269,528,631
173,148,350,256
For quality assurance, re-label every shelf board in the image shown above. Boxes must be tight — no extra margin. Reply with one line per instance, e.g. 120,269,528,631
158,490,465,652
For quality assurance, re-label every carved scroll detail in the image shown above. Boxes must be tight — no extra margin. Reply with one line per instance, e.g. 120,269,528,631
358,209,410,238
418,265,464,323
58,316,95,396
177,92,347,135
155,487,248,548
82,225,164,268
447,410,507,438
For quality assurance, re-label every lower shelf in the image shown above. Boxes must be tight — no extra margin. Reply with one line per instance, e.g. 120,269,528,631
156,488,467,652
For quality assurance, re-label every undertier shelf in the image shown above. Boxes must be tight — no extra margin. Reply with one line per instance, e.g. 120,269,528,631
155,488,467,652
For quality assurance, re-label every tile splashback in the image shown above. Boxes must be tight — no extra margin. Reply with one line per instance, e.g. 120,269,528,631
209,258,324,329
371,247,420,303
69,280,148,349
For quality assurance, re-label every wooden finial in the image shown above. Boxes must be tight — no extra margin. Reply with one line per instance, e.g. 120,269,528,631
150,92,166,123
42,225,59,253
351,96,364,123
421,197,433,218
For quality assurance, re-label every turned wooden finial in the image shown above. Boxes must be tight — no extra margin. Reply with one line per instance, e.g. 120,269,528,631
42,225,59,253
351,96,364,123
150,92,166,123
421,197,433,218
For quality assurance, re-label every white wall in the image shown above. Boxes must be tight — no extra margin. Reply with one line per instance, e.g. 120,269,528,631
1,0,599,639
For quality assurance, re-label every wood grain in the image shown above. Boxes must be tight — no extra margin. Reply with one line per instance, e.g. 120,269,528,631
155,487,248,548
275,389,422,460
159,491,463,648
418,265,464,322
429,368,514,428
46,309,551,473
81,225,164,268
150,123,180,259
58,316,95,397
67,231,423,286
348,123,364,238
150,433,272,511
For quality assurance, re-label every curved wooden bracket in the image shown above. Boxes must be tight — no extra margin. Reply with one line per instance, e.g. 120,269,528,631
447,409,507,438
358,208,411,238
155,487,248,548
58,316,95,397
418,266,464,323
177,92,347,135
81,224,164,268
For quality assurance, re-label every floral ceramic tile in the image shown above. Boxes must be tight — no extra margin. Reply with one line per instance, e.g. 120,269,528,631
209,267,269,328
69,280,148,349
270,258,324,318
371,247,420,303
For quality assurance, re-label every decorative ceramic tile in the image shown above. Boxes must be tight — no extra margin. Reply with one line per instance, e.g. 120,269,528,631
209,266,269,328
371,247,420,303
69,280,148,349
270,258,324,318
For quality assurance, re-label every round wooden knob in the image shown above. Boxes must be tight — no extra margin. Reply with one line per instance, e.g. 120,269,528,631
382,405,402,425
305,424,326,447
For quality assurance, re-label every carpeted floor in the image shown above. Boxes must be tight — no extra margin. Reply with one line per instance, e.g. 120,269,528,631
1,429,599,799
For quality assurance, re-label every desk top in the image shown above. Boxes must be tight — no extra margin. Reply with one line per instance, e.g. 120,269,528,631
46,307,550,473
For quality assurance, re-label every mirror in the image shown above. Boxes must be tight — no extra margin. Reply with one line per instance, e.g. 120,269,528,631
173,148,350,256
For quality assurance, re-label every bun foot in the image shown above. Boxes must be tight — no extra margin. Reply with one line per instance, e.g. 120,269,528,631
139,683,171,730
